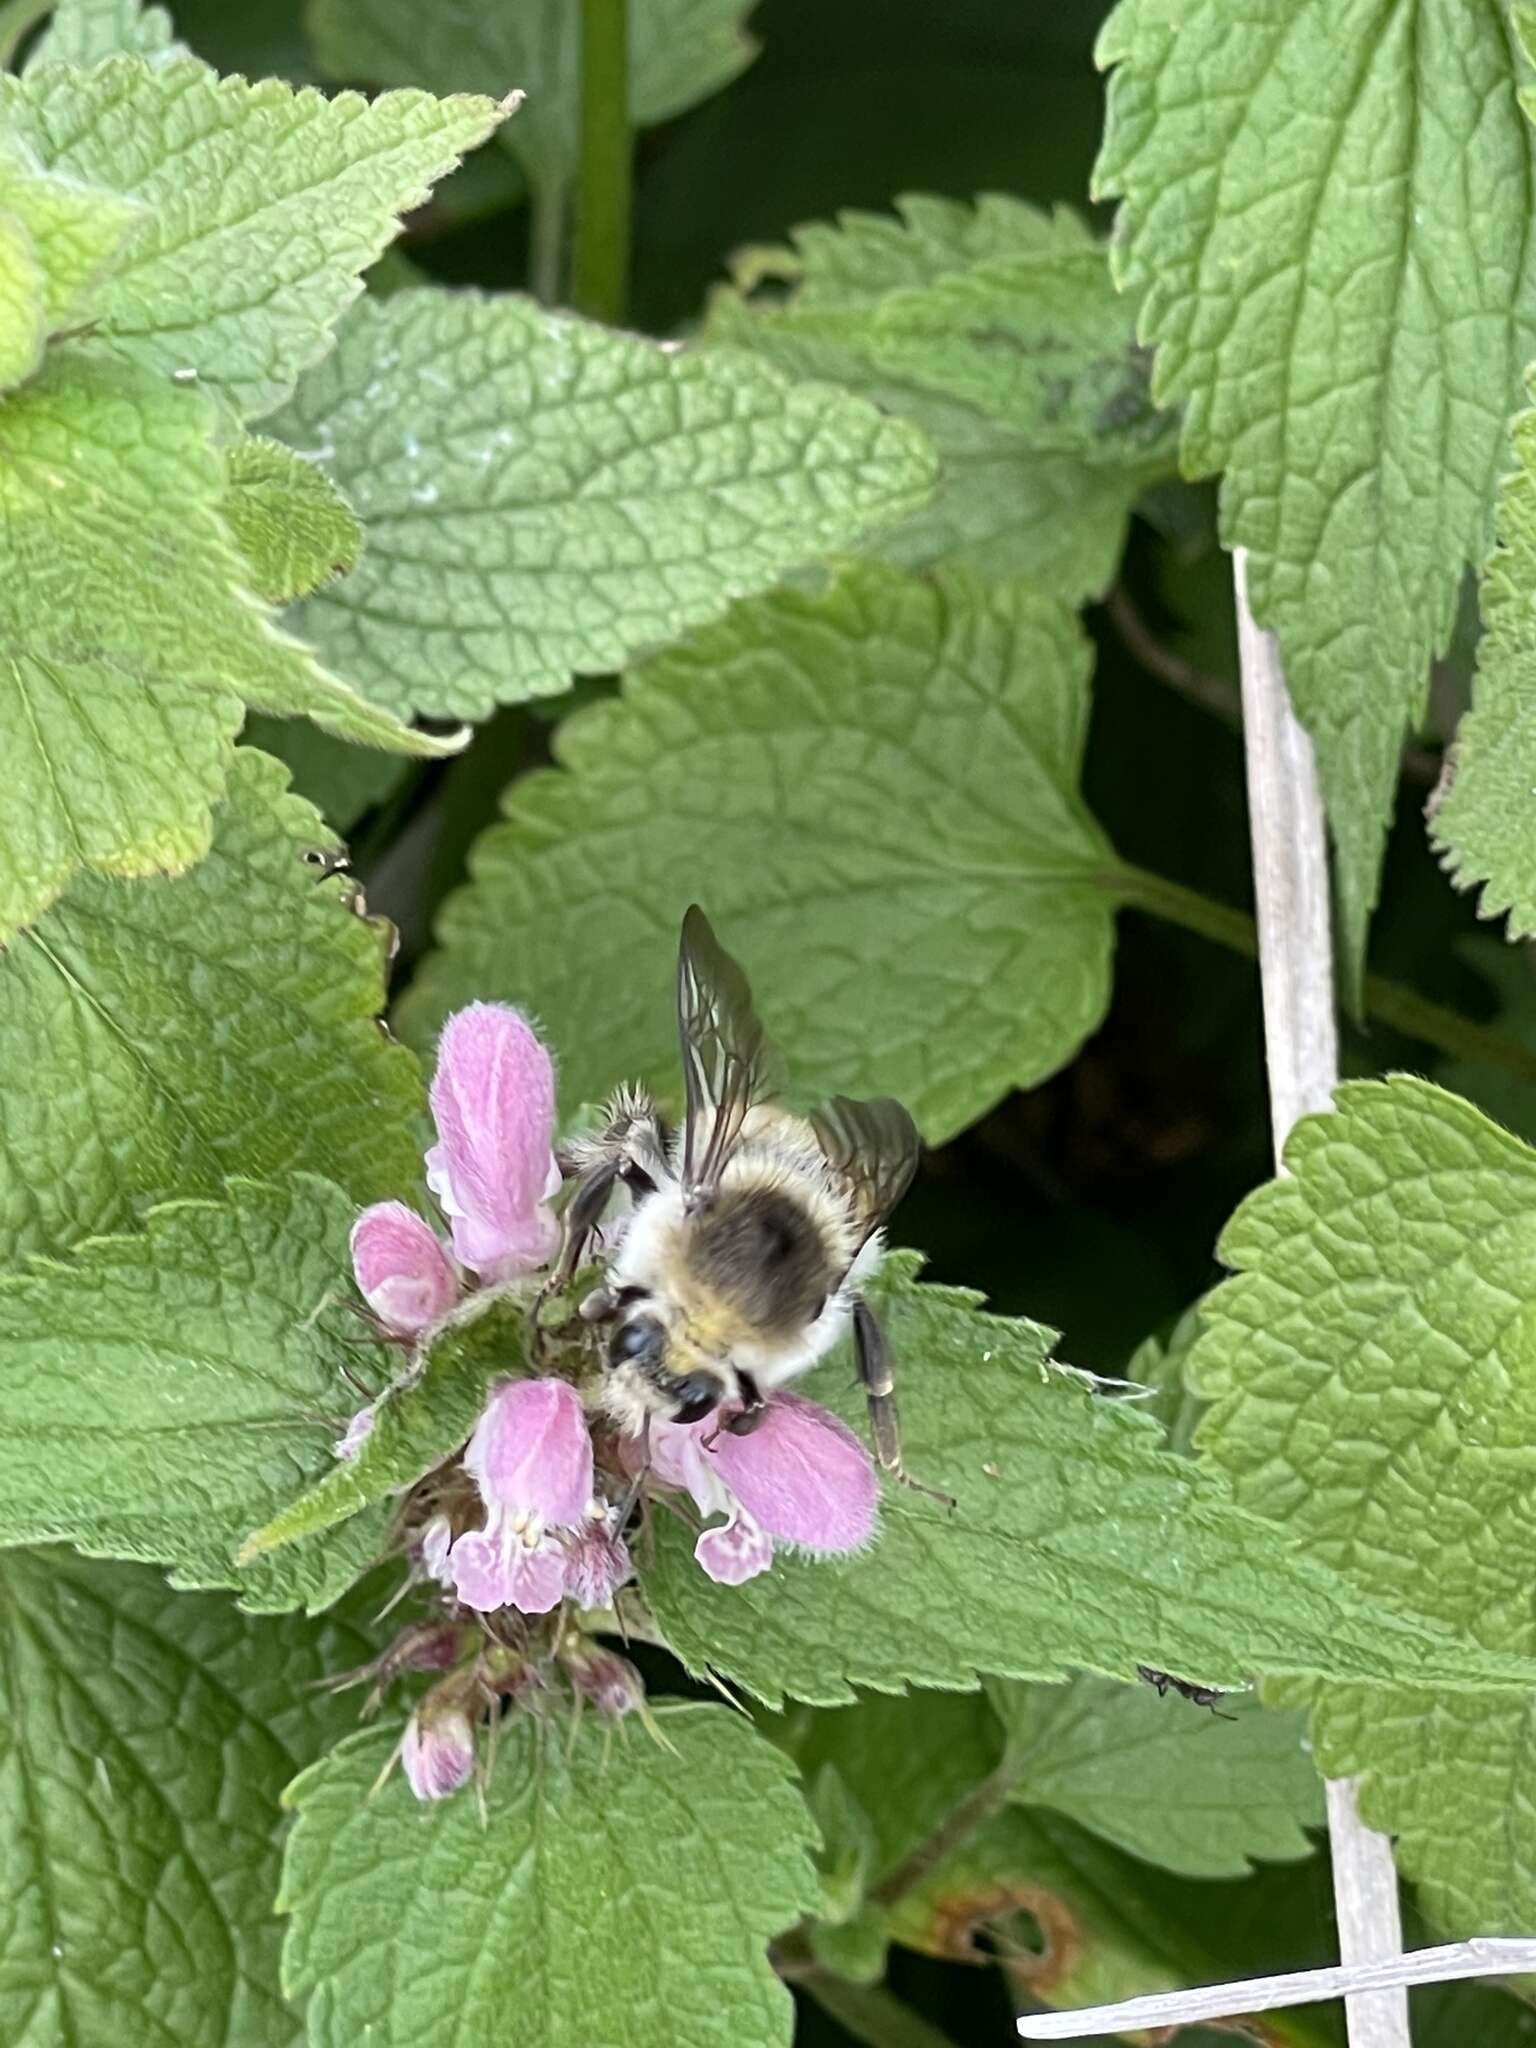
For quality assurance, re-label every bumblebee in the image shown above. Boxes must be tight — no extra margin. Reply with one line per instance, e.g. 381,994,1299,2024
553,907,933,1490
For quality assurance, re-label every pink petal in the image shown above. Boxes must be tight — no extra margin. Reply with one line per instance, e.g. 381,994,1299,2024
506,1543,569,1614
350,1202,458,1334
401,1709,475,1801
444,1528,515,1611
710,1393,878,1554
464,1378,592,1527
418,1514,453,1584
446,1523,570,1615
696,1509,775,1585
645,1416,731,1517
427,1004,562,1279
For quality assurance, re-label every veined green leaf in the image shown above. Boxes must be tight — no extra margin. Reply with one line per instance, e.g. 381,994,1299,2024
706,193,1177,598
309,0,755,199
0,747,424,1264
991,1673,1323,1879
0,1548,375,2048
239,1290,528,1561
640,1260,1536,1708
280,1707,817,2048
0,210,42,388
0,1176,389,1611
2,55,505,416
0,136,146,386
1192,1077,1536,1932
0,350,449,942
239,718,410,832
1433,396,1536,933
224,436,363,605
26,0,182,66
269,287,938,720
398,564,1117,1143
1094,0,1536,977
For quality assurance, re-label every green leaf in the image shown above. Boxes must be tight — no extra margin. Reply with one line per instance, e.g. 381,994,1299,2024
0,1175,390,1611
280,1706,818,2048
26,0,182,66
239,1289,526,1560
0,209,42,389
890,1806,1341,2046
309,0,755,199
639,1260,1536,1708
1191,1076,1536,1932
399,564,1117,1143
0,1547,376,2048
991,1673,1324,1879
706,194,1177,599
0,350,449,942
268,287,939,720
0,746,424,1264
1094,0,1536,976
0,137,146,380
1433,397,1536,933
2,55,505,416
224,436,363,605
240,717,409,832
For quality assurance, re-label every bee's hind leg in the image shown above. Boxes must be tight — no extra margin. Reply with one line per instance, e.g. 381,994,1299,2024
851,1297,954,1510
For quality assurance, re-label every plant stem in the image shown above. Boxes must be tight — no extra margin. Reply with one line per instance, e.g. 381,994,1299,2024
0,0,50,66
792,1969,962,2048
1110,865,1536,1090
1231,546,1408,2048
570,0,631,323
528,173,566,305
869,1764,1015,1910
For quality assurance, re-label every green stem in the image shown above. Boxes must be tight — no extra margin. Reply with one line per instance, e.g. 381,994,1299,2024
528,173,566,306
1111,864,1536,1088
870,1764,1015,1909
0,0,51,66
792,1971,962,2048
570,0,632,323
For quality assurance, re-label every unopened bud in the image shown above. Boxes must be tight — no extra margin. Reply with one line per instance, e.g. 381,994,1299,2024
561,1640,644,1720
401,1704,475,1801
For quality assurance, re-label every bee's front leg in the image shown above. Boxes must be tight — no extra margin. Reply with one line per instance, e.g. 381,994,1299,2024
851,1296,954,1509
720,1370,767,1437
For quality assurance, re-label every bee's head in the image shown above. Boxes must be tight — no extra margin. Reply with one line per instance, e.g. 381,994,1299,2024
605,1313,725,1425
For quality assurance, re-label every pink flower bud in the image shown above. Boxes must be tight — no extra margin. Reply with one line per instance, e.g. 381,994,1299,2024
350,1202,457,1334
562,1641,644,1719
425,1004,562,1281
401,1707,475,1801
333,1403,376,1461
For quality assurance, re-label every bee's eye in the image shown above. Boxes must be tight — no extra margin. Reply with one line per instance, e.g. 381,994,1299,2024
608,1316,664,1369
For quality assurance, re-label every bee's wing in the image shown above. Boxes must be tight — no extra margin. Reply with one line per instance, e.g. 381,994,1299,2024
810,1093,921,1255
676,905,781,1199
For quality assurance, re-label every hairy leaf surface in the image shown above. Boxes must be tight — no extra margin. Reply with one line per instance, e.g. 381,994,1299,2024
224,438,363,605
271,288,937,719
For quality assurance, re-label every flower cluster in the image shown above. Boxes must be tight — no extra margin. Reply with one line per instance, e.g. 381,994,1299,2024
345,999,880,1798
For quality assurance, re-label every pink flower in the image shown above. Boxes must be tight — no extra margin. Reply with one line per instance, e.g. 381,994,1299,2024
401,1707,475,1801
647,1392,878,1586
350,1201,458,1334
446,1378,593,1614
426,1004,562,1282
561,1513,633,1610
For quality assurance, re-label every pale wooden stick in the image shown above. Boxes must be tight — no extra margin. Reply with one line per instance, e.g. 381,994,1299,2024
1233,547,1407,2047
1015,1939,1536,2039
